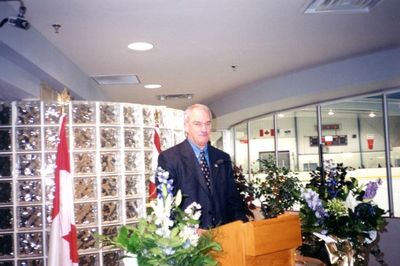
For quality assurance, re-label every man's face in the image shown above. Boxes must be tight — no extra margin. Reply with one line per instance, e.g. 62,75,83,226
185,108,212,149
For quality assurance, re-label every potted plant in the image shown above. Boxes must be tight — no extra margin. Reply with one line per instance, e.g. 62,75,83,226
299,160,387,265
230,159,303,265
102,168,221,266
234,158,302,219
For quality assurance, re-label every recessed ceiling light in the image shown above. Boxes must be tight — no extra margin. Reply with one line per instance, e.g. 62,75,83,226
278,113,285,118
128,42,154,51
144,84,162,89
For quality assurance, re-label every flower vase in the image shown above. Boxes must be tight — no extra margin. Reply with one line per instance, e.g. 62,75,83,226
122,253,138,266
249,207,264,221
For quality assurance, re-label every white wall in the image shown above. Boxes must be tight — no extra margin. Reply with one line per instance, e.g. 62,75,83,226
0,3,107,101
211,48,400,129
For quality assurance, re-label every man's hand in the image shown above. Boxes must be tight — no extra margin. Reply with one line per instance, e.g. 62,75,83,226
197,228,207,235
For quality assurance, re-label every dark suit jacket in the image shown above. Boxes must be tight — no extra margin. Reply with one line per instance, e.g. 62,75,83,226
157,139,248,228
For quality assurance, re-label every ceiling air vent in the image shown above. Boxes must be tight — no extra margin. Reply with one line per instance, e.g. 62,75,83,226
91,75,140,85
158,94,193,101
305,0,383,14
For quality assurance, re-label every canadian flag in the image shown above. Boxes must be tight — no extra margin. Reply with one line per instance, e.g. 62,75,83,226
48,115,79,266
149,125,161,200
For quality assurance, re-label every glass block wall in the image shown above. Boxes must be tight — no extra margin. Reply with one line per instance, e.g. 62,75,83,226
0,101,185,266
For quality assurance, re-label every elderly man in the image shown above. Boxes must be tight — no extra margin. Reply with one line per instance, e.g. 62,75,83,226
157,104,248,228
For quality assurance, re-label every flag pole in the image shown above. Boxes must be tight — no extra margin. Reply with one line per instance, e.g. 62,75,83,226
149,109,162,200
57,88,70,115
49,88,79,266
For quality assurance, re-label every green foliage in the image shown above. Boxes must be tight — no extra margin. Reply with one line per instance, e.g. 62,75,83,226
111,224,221,266
234,158,302,219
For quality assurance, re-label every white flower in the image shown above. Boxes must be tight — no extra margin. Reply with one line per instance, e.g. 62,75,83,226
162,170,169,178
345,192,361,212
150,198,170,224
155,225,171,238
179,224,200,247
184,201,202,220
150,194,174,237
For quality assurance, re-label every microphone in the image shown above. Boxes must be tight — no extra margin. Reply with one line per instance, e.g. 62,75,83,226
214,159,231,168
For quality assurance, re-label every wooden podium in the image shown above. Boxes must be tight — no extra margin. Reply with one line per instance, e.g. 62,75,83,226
212,213,302,266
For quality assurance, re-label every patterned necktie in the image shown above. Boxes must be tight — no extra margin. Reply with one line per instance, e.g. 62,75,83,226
199,151,211,190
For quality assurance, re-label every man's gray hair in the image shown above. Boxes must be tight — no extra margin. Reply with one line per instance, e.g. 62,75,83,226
184,104,212,124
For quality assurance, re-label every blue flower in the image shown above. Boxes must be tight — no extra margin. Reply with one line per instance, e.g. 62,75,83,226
326,178,339,198
163,247,175,255
303,189,327,219
155,167,174,198
315,205,328,219
355,202,376,218
363,179,381,200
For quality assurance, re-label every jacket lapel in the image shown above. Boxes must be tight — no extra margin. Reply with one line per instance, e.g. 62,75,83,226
208,146,219,194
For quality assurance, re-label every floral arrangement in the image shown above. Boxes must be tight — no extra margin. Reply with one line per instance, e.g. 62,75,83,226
234,158,302,219
107,168,221,266
299,160,387,265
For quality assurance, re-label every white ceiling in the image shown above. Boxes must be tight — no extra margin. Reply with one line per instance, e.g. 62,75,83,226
2,0,400,127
